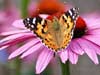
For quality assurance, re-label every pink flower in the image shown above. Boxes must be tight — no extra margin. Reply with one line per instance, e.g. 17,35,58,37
0,6,20,32
0,3,21,57
1,0,100,74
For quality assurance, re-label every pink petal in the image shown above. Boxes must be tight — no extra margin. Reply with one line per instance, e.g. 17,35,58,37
67,47,78,64
84,18,100,30
83,37,100,55
0,34,34,47
82,12,100,19
0,33,33,43
0,45,9,50
0,30,30,36
83,35,100,46
76,38,99,64
12,19,26,29
58,50,68,63
8,39,40,59
69,40,84,55
36,48,54,74
20,43,43,58
86,29,100,35
82,13,100,24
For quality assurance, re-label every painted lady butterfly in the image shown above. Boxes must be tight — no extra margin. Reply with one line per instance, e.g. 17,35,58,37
23,8,79,52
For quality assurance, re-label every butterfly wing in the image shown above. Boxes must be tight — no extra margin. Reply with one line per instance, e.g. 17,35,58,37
23,8,79,52
59,8,79,49
23,16,48,38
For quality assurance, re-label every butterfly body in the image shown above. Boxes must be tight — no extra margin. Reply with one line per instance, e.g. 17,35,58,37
23,8,79,52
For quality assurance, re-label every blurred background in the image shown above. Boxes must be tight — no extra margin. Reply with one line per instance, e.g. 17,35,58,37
0,0,100,75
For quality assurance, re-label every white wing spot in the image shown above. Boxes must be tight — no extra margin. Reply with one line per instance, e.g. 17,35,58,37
27,18,30,21
69,10,72,16
72,16,75,19
31,25,34,28
72,8,75,11
28,24,31,26
32,18,36,24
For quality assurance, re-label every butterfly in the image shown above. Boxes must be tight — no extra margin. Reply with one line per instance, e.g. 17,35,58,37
23,8,79,52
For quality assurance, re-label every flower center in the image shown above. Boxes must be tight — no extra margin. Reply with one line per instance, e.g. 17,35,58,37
73,17,87,39
31,0,66,17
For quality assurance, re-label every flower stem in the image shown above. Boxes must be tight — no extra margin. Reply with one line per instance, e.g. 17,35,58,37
21,0,30,18
13,58,21,75
8,58,21,75
14,58,21,75
60,61,70,75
